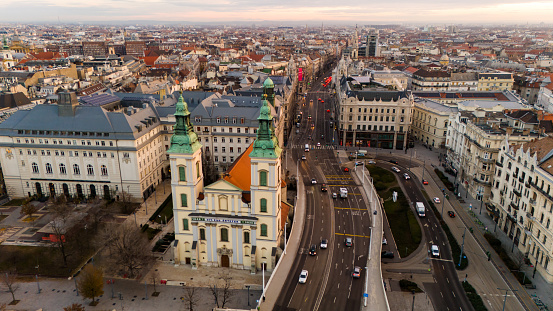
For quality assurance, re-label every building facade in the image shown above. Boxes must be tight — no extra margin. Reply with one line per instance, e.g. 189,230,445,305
170,94,284,272
411,98,457,148
477,72,514,92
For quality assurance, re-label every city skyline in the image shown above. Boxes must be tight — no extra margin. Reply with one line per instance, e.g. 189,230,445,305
2,0,553,24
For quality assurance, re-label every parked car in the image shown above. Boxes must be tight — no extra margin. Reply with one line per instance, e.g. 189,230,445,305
298,270,308,283
403,173,411,180
433,197,441,204
422,179,429,185
352,266,361,278
448,211,456,218
382,237,388,245
320,239,328,249
345,237,353,247
311,178,317,184
309,244,317,256
381,251,394,258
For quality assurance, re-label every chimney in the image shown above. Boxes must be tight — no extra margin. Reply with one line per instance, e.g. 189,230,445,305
58,91,79,116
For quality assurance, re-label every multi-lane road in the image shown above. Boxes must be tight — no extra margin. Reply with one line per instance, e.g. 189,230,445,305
274,72,372,311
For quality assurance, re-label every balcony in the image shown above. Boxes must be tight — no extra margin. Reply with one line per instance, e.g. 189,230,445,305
473,177,492,186
496,161,503,168
477,156,495,164
526,212,535,221
519,177,524,183
513,189,521,197
529,181,553,202
500,190,504,196
529,198,536,205
510,202,519,210
525,182,530,188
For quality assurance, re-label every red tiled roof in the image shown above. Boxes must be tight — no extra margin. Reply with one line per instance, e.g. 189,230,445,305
280,201,292,230
224,143,254,191
139,56,159,66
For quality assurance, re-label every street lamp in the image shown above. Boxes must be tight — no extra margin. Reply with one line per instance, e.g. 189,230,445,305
497,288,518,311
441,188,446,217
458,227,466,267
479,191,484,215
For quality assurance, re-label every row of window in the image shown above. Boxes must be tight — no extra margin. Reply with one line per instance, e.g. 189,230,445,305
16,138,114,146
31,162,108,176
182,220,268,239
345,107,407,114
195,126,254,134
346,124,403,132
16,130,110,137
22,149,114,158
194,117,247,124
211,146,242,154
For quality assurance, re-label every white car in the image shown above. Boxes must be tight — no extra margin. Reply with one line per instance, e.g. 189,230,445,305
382,237,388,245
391,166,400,173
317,142,321,147
355,161,364,166
320,239,328,249
433,197,441,204
299,270,308,283
431,245,440,258
311,178,317,184
403,173,410,180
367,160,376,164
301,155,307,160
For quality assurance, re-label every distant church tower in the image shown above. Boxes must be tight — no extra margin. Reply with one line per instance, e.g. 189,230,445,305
351,25,359,60
263,77,275,107
168,92,204,268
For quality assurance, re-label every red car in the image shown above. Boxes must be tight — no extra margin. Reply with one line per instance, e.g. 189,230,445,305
318,98,322,101
344,167,349,172
422,180,429,185
321,100,324,103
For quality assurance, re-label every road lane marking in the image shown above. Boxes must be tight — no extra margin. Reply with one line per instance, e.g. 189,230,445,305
333,297,336,303
335,232,370,238
452,291,456,298
446,277,449,283
440,292,444,298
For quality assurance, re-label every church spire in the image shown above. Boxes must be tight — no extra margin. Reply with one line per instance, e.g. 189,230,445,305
167,91,202,154
250,99,281,159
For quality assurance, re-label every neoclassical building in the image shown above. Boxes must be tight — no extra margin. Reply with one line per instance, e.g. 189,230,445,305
169,93,286,272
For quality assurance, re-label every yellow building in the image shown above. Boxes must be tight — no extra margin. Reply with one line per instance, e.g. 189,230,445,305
169,93,285,272
477,73,514,92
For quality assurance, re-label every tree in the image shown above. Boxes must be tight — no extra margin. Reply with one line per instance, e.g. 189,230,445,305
150,271,160,296
1,270,19,304
63,303,85,311
119,191,135,214
182,286,200,311
48,195,75,267
20,202,39,226
209,272,233,308
77,265,104,305
101,223,154,278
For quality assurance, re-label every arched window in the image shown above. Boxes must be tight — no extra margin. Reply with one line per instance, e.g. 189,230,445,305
260,224,268,237
45,163,53,174
260,198,267,212
87,164,94,175
178,166,186,182
59,163,66,175
220,228,229,242
219,195,228,211
259,170,267,186
73,164,80,175
100,165,108,176
244,231,250,244
31,162,39,173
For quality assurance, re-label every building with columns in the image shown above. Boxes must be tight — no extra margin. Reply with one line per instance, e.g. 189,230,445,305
169,93,286,272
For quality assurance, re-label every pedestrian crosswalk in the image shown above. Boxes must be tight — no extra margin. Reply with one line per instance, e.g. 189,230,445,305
289,144,335,150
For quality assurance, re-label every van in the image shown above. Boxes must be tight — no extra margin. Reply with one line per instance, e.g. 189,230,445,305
431,245,440,258
305,144,309,152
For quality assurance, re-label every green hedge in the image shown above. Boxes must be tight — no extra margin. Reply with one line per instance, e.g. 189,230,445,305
149,194,173,223
428,200,468,270
434,168,455,191
462,281,488,311
399,279,423,293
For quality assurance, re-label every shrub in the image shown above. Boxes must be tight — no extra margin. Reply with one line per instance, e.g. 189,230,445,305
399,279,423,293
374,181,387,191
462,281,488,311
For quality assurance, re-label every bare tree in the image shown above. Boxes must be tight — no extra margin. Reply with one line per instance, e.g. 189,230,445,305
182,286,200,311
119,191,135,214
209,272,234,308
101,223,154,278
1,270,19,304
150,271,160,296
49,217,70,267
20,202,39,226
202,149,219,185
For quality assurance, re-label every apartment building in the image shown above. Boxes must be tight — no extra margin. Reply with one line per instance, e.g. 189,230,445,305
412,98,458,148
477,72,514,92
491,137,553,283
411,69,451,91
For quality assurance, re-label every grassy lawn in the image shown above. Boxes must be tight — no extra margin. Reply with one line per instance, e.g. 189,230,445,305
0,246,90,277
150,195,173,224
0,215,7,222
3,199,26,206
368,166,422,258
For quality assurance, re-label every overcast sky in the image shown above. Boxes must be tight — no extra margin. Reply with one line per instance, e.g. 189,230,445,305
2,0,553,24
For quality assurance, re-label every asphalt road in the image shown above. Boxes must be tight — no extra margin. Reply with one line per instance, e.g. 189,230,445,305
378,159,474,311
273,69,371,311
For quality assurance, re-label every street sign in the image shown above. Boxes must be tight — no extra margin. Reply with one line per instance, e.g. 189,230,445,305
363,293,368,297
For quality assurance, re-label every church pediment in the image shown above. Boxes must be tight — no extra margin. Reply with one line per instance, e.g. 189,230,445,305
204,179,243,192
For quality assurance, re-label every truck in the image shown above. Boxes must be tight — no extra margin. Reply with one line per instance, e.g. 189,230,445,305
416,202,425,217
340,188,348,198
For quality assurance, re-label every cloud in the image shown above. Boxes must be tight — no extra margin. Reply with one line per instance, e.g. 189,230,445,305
1,0,553,23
